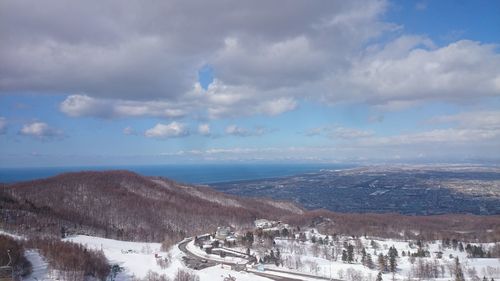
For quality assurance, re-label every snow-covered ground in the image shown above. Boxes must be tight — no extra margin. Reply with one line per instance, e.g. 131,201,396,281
64,235,184,280
50,232,500,281
3,227,499,281
199,265,271,281
65,235,271,281
269,228,500,281
23,250,49,281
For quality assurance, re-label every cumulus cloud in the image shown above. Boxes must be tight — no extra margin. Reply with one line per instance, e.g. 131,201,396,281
0,0,396,119
305,126,373,139
0,117,7,135
326,38,500,107
19,122,62,139
331,127,374,139
2,0,499,122
202,80,300,118
197,124,211,136
225,125,269,137
225,125,250,137
144,122,189,138
429,110,500,129
60,95,186,118
257,98,298,116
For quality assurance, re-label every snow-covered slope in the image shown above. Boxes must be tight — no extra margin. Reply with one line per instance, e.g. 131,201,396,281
65,235,272,281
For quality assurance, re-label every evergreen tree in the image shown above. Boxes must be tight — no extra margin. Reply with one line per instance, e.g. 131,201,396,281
378,253,387,272
388,246,398,273
454,257,465,281
361,247,367,265
365,253,374,269
341,250,348,262
347,244,354,263
389,252,397,273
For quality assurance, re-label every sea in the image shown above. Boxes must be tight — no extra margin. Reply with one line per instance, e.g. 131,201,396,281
0,163,355,184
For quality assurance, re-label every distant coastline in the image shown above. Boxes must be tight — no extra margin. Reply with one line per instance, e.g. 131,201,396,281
0,163,355,184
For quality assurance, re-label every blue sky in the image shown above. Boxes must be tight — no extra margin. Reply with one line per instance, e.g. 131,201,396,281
1,0,499,167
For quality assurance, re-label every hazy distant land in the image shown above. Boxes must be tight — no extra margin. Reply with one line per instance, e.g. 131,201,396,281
211,165,500,215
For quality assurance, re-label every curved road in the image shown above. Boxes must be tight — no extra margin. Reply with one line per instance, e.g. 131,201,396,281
178,238,341,281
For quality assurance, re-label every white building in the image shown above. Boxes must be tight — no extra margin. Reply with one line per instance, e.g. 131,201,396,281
215,226,231,239
254,219,273,229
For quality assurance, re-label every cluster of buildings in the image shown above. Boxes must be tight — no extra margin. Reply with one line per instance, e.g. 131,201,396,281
194,226,237,251
254,219,290,231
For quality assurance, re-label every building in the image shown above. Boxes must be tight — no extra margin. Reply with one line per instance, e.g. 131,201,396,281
215,226,231,239
254,219,273,229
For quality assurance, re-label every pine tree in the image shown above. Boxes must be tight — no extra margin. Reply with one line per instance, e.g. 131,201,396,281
454,257,465,281
388,247,398,273
378,253,386,272
389,253,397,273
361,247,367,265
342,250,348,262
366,253,374,269
347,244,354,263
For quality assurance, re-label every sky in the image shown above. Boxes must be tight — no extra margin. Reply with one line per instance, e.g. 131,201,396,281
0,0,500,167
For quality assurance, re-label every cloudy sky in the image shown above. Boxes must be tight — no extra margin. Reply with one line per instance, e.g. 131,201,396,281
1,0,499,167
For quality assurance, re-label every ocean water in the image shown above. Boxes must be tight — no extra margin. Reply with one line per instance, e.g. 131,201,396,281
0,163,354,184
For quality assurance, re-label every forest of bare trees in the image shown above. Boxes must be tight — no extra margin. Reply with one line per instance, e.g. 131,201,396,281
0,235,32,279
25,238,109,280
0,171,302,246
284,209,500,242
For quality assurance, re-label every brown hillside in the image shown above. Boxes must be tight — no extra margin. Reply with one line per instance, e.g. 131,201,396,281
0,170,303,243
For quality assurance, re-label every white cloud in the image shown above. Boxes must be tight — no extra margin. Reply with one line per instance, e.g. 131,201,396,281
225,125,269,137
257,97,298,116
429,110,500,129
331,127,374,139
123,126,136,135
197,123,211,136
19,122,62,138
1,0,399,120
225,125,249,137
60,94,186,118
2,0,499,123
0,0,388,100
0,117,7,135
361,128,500,146
326,38,500,107
305,126,373,139
144,122,189,138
